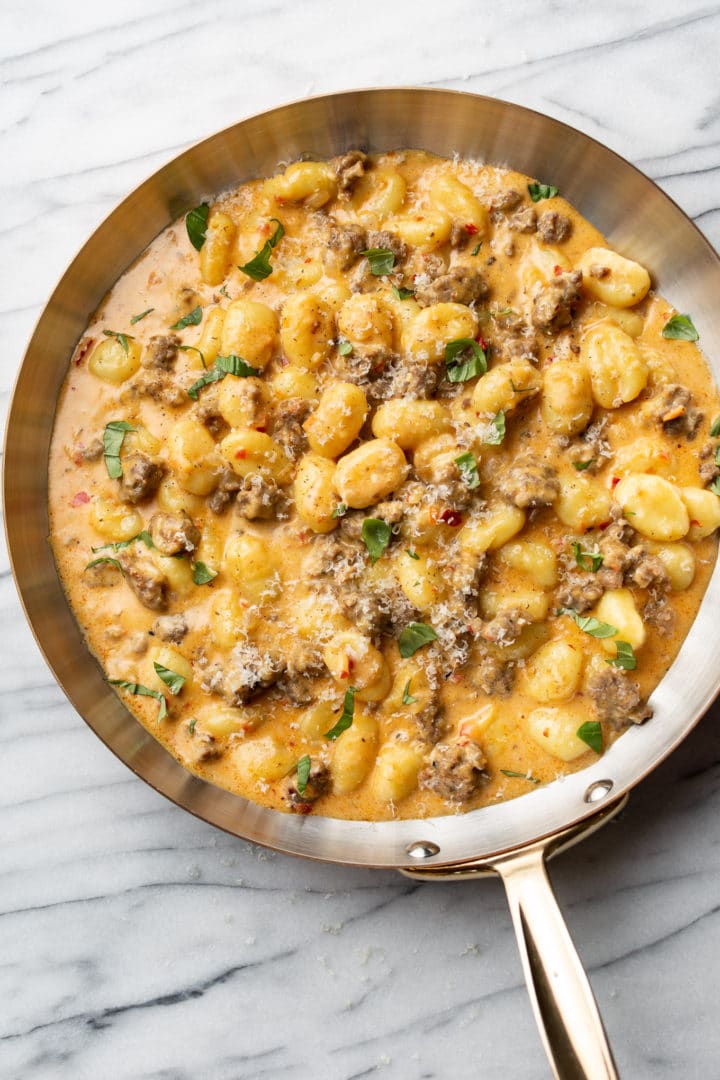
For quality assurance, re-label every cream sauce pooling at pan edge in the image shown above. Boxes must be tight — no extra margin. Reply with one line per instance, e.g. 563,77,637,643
49,149,720,820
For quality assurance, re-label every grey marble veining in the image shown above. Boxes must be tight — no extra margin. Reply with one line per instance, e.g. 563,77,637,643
2,1,720,1077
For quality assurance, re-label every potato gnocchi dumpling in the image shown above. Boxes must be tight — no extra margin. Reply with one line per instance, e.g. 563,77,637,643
50,148,719,822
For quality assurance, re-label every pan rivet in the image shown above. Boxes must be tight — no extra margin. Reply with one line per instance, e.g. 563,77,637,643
406,841,440,859
584,779,613,803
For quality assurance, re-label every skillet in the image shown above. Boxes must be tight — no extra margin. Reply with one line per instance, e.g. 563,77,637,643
5,88,720,1079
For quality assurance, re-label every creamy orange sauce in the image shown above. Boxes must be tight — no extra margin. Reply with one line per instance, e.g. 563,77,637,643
48,150,720,820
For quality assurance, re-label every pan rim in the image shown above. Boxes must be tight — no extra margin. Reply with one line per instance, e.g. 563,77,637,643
5,85,720,869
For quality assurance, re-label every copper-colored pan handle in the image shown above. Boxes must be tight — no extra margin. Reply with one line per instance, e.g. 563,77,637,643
491,843,619,1080
402,797,626,1078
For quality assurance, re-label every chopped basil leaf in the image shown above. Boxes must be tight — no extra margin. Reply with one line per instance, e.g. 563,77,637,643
153,662,186,696
710,416,720,437
494,308,515,318
332,503,348,519
445,338,487,382
572,458,597,472
607,640,637,670
102,329,134,355
402,679,417,706
130,308,154,324
187,367,225,399
485,410,506,445
558,607,618,638
337,339,353,356
455,451,480,490
398,622,438,658
392,285,415,300
361,248,395,276
219,285,231,299
471,242,482,256
170,305,203,331
715,445,720,468
103,420,136,479
86,556,122,572
501,769,540,784
528,182,559,202
361,518,392,563
572,541,603,573
296,754,311,796
192,561,218,585
406,549,419,560
710,477,720,497
186,202,210,251
576,720,603,754
186,354,260,399
510,381,533,393
238,218,284,281
92,530,154,553
217,354,261,377
661,313,699,342
109,678,167,721
325,687,356,740
188,717,197,734
178,344,207,368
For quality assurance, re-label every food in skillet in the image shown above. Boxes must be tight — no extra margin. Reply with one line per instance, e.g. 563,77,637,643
49,150,720,819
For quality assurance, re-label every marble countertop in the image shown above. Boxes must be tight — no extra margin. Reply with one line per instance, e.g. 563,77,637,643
2,2,720,1077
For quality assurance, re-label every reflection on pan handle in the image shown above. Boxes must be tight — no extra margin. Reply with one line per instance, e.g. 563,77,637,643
492,843,619,1080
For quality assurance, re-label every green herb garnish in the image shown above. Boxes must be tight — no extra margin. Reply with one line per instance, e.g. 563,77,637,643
130,308,154,324
485,411,506,445
361,518,392,564
178,345,206,368
455,451,480,490
558,608,618,638
188,718,197,734
186,203,210,251
337,339,353,356
501,769,540,784
528,182,559,202
607,640,637,670
102,329,134,355
710,477,720,497
325,687,356,740
296,754,311,796
332,503,348,519
661,313,699,342
219,285,231,299
576,720,603,754
710,416,720,437
153,662,186,696
109,679,167,721
406,549,419,560
238,218,285,281
361,248,395,276
398,622,438,658
572,458,597,472
92,530,154,554
102,420,136,479
170,306,203,331
402,679,417,706
392,285,415,300
192,561,218,585
572,541,603,573
187,354,261,399
471,242,482,256
85,556,123,572
445,338,487,383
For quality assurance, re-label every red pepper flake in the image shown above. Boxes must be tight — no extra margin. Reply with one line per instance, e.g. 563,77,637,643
464,223,478,235
71,491,90,507
553,264,563,276
304,257,312,264
347,657,355,672
611,476,620,489
466,624,475,636
73,336,94,366
475,335,488,350
439,508,463,526
235,449,247,459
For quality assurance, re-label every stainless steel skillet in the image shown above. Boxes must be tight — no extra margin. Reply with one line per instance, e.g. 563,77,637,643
5,88,720,1079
